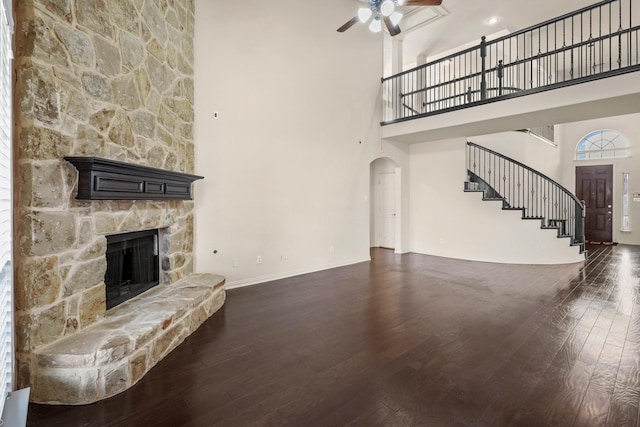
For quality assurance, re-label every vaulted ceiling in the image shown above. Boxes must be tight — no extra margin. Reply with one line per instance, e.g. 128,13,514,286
402,0,599,59
348,0,633,68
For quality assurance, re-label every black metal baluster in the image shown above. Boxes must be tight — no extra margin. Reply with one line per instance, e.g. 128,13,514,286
528,30,533,88
524,169,527,215
587,10,596,74
410,72,414,116
580,12,585,76
628,0,632,67
518,165,521,209
609,1,613,71
571,15,575,79
393,77,397,120
546,24,550,84
544,180,547,225
403,74,407,118
562,18,566,81
531,172,543,217
529,169,532,215
533,173,536,218
537,28,541,88
598,3,602,74
397,76,400,120
618,0,623,68
511,161,515,207
432,63,436,112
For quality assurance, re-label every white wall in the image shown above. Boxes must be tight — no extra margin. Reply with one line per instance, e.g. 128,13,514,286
557,113,640,245
471,131,562,182
409,137,583,264
193,0,383,287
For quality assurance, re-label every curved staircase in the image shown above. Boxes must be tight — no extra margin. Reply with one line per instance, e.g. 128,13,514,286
464,141,585,254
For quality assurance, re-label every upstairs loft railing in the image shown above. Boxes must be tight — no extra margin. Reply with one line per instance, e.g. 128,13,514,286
528,125,555,143
466,142,585,251
382,0,640,125
517,125,556,145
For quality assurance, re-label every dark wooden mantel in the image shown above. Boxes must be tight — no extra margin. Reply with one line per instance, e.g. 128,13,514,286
65,157,204,200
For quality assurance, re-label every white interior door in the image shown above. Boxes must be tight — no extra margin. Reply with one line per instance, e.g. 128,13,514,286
379,172,396,249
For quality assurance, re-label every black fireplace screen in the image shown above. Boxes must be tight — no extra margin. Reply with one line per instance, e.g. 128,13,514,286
105,229,159,309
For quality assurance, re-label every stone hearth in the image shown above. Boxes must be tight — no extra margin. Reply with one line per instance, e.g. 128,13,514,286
32,274,225,405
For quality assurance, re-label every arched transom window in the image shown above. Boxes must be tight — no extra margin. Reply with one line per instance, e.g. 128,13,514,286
576,129,630,160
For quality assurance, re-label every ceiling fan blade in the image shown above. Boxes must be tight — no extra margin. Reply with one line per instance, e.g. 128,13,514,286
383,16,401,37
402,0,443,5
337,16,360,32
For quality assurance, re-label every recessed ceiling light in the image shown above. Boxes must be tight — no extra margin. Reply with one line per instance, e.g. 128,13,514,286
486,16,500,26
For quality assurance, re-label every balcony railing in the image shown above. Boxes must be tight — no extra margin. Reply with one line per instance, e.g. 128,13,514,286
382,0,640,125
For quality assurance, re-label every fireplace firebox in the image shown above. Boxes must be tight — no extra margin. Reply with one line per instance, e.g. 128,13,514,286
105,229,160,309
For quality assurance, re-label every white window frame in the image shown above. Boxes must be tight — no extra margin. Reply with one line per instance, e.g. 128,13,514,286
0,0,12,417
575,129,630,160
622,172,631,232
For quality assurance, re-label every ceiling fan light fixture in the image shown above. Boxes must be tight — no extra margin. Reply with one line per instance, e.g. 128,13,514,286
390,11,403,26
358,7,373,23
380,0,395,17
369,17,382,33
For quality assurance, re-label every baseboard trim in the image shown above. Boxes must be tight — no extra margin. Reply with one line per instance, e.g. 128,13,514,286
225,257,371,290
408,247,585,265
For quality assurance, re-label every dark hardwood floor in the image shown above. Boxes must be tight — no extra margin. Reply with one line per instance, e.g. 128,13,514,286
28,244,640,426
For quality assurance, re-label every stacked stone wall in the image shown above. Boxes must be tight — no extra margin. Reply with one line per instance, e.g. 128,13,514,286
13,0,196,391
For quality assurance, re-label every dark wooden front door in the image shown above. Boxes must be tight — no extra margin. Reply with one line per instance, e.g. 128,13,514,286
576,165,613,242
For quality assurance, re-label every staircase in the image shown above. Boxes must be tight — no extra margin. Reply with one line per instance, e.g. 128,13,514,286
464,141,585,254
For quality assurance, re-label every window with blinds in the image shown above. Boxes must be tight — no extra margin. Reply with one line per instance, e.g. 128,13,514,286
0,0,12,416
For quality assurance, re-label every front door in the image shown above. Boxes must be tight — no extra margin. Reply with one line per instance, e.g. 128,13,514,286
576,165,613,242
379,172,396,249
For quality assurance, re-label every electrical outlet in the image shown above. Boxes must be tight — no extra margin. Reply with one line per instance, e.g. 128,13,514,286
257,255,262,264
329,245,334,253
280,254,288,261
232,258,239,267
213,111,219,119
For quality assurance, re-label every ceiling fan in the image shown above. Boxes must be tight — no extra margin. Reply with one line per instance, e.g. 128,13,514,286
338,0,442,36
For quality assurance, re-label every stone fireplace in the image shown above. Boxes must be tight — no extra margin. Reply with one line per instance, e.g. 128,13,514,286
13,0,225,404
